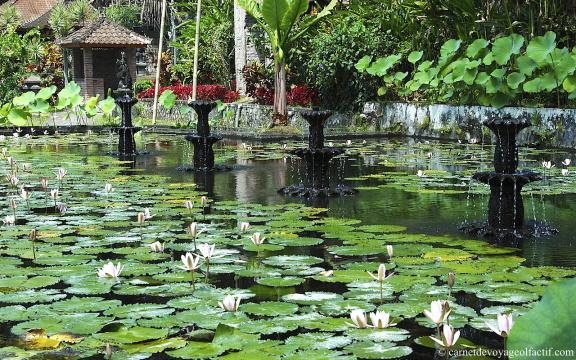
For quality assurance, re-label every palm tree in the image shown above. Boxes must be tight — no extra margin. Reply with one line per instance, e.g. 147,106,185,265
237,0,337,127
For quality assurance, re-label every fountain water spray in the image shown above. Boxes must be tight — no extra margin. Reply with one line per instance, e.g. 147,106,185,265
279,110,356,197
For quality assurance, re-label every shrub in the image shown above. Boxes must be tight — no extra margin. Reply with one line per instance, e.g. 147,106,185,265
134,80,154,94
138,83,239,103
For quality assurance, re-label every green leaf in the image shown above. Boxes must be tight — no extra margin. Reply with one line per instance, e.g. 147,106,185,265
159,90,177,110
7,108,30,126
407,51,423,64
492,34,524,65
261,0,289,33
526,31,556,64
562,75,576,93
466,39,489,58
36,86,57,101
98,97,117,115
507,72,526,89
366,54,401,77
516,55,538,76
439,39,462,64
28,99,49,114
13,92,36,107
508,278,576,358
355,55,372,72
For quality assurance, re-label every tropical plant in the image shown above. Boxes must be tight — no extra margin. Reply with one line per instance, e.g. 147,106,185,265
237,0,338,126
357,31,576,109
171,0,235,86
105,4,142,28
49,0,98,38
0,25,39,103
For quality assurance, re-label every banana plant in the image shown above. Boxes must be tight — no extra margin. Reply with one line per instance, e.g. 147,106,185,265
237,0,337,126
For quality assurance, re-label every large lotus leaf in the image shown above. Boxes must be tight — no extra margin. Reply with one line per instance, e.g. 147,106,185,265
526,31,556,65
94,326,169,344
11,313,113,336
240,301,298,316
344,341,412,359
508,278,576,358
104,303,175,318
492,34,524,65
466,39,489,58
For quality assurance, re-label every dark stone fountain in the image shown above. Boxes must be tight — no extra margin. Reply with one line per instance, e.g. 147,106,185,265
112,52,141,156
279,110,356,197
179,101,227,171
464,113,547,239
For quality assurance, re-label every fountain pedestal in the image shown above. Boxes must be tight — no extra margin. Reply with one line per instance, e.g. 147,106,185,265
180,101,225,171
279,110,356,197
468,113,542,236
114,89,141,156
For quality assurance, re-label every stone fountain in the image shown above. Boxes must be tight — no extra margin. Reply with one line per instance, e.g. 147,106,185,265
113,52,140,156
279,110,356,197
180,101,225,171
470,113,541,235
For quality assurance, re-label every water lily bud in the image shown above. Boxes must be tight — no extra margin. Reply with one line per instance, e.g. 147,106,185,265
29,228,37,241
105,343,112,359
184,200,194,210
200,196,208,207
137,212,146,225
386,245,393,258
447,272,455,288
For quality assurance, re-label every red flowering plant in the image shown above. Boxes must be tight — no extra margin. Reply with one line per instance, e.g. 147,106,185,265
138,83,239,103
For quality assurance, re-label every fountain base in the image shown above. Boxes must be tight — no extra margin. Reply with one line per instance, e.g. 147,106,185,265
473,171,540,230
181,134,228,171
109,127,143,156
279,148,357,198
460,220,558,246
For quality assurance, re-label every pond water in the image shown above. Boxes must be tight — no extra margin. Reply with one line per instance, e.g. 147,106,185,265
0,133,575,359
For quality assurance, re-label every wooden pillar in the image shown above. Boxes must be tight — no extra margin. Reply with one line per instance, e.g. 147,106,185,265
83,48,95,98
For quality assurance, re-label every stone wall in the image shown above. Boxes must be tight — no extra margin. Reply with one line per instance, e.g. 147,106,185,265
134,100,576,148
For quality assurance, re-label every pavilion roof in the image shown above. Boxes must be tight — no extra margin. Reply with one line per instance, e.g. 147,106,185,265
1,0,59,29
57,16,151,49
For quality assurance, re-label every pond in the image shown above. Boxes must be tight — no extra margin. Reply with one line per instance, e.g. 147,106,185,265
0,132,575,359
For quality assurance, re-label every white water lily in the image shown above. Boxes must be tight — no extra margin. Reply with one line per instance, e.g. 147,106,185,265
21,163,31,171
426,152,433,159
469,137,478,144
8,197,17,210
188,222,205,238
430,324,460,348
55,168,67,182
369,311,396,329
40,177,48,190
321,270,334,277
50,189,59,200
250,232,266,246
239,221,250,233
137,212,146,225
198,243,216,260
348,309,369,328
424,300,451,325
368,264,393,282
0,135,5,141
219,295,241,312
3,215,15,225
143,208,154,219
562,159,571,166
386,245,393,258
6,156,16,167
149,241,164,252
328,141,334,147
104,183,113,194
8,175,19,186
184,200,194,210
57,203,68,215
542,161,554,169
97,262,123,278
179,252,201,271
561,169,569,176
200,196,208,207
346,140,352,146
416,170,425,177
486,313,514,337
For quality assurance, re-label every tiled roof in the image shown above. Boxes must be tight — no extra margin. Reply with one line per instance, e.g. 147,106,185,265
2,0,59,29
57,16,151,48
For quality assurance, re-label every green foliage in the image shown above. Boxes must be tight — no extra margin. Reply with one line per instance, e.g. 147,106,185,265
170,0,235,85
135,80,154,95
358,31,576,108
105,4,142,28
159,90,177,111
0,25,39,103
49,0,98,38
507,278,576,358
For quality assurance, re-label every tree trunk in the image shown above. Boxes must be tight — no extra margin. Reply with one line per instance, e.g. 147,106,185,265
272,59,288,127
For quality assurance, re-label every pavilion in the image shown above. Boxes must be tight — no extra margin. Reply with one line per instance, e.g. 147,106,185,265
56,16,151,99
